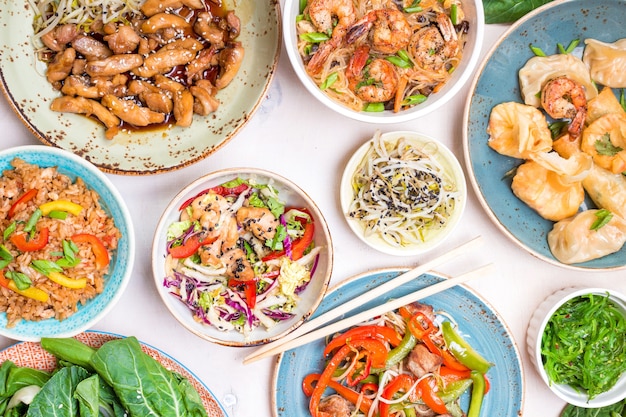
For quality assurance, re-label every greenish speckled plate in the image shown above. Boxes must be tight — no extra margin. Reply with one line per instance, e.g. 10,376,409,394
463,0,626,270
0,1,280,175
272,268,524,417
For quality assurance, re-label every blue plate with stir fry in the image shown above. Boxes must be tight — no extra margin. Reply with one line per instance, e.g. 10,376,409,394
272,268,524,417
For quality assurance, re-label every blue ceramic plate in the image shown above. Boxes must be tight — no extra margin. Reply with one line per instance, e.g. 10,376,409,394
0,331,227,417
272,269,524,416
0,146,135,340
463,0,626,271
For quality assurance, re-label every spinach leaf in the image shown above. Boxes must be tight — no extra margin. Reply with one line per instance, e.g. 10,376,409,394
25,366,89,417
90,337,208,417
483,0,554,24
561,399,626,416
74,374,99,417
96,378,127,417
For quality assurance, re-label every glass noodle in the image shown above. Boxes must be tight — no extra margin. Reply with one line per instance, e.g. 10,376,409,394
347,131,459,247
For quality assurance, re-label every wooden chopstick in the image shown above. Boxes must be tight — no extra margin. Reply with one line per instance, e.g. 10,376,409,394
243,236,483,364
243,263,493,363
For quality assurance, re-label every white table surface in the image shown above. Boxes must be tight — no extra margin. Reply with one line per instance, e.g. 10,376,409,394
0,12,623,417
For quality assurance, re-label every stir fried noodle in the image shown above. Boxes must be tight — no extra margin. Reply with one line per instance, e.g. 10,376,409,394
347,132,459,246
297,0,469,112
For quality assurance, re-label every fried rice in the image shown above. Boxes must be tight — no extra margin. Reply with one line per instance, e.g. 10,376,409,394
0,158,121,327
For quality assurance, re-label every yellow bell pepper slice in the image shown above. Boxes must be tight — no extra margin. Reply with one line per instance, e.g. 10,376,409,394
39,200,84,216
7,281,49,303
48,271,87,289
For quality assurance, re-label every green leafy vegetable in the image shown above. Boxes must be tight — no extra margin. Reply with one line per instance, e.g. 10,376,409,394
595,133,624,156
299,32,329,43
73,375,99,417
541,293,626,400
561,398,626,416
25,366,89,417
320,72,338,90
483,0,554,24
5,271,31,290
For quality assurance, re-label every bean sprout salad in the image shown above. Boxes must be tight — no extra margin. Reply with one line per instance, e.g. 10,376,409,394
346,132,460,247
162,177,323,337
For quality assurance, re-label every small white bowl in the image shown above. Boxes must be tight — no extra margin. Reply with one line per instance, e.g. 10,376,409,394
151,168,334,347
283,0,484,123
340,131,467,256
527,287,626,408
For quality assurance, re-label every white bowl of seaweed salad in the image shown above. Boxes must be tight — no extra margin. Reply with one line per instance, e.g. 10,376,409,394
340,130,467,256
527,287,626,408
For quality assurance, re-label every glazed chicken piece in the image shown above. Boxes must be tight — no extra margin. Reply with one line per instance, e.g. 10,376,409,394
406,344,443,378
101,95,165,126
236,207,279,242
62,74,128,99
40,24,79,52
103,24,142,54
50,96,120,137
133,48,195,78
85,54,144,77
215,42,244,89
186,47,219,84
222,248,254,281
154,74,185,93
173,89,194,127
46,47,76,83
190,80,220,115
128,80,173,114
140,0,204,17
194,12,226,48
318,395,354,417
141,13,192,34
71,35,113,61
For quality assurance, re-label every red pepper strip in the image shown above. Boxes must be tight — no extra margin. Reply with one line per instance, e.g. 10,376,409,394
484,374,491,394
168,234,217,259
9,228,49,252
345,351,372,387
408,313,470,372
71,233,110,269
361,382,378,396
178,184,249,211
324,325,402,357
439,365,471,383
0,271,10,288
263,220,315,261
379,373,415,417
302,374,374,415
244,280,257,309
8,189,38,218
417,376,448,414
310,339,386,417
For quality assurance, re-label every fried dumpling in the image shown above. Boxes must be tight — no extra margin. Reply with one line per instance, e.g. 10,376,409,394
580,112,626,174
583,38,626,88
518,54,598,108
583,163,626,220
487,102,552,159
586,87,625,126
548,209,626,264
511,159,585,221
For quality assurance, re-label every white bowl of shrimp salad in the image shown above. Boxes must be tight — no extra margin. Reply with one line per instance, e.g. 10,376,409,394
283,0,484,123
151,168,333,347
340,130,467,256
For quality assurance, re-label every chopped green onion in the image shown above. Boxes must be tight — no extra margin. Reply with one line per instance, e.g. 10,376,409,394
48,210,68,220
529,44,546,57
299,32,330,43
548,121,568,139
590,209,613,231
296,14,304,23
6,271,31,290
321,72,338,90
404,0,422,13
24,208,42,234
3,221,16,241
363,102,385,112
31,259,63,276
557,39,580,54
0,245,13,270
397,49,411,62
402,94,427,106
386,55,412,68
450,4,458,25
299,0,307,14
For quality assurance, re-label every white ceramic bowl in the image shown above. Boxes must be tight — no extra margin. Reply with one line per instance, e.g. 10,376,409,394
283,0,484,123
151,168,334,347
527,287,626,408
340,131,467,256
0,145,135,341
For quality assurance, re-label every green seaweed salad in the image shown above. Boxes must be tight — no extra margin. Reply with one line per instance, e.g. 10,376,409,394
541,293,626,401
0,337,208,417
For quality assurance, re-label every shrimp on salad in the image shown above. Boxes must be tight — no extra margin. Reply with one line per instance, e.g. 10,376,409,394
163,177,323,336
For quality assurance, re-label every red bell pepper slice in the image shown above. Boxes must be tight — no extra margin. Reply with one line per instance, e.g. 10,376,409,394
379,373,415,417
324,325,402,357
244,280,257,309
418,376,448,414
168,234,217,259
10,228,49,252
263,219,315,262
178,184,249,211
8,189,38,218
302,373,373,415
71,233,110,269
439,364,472,382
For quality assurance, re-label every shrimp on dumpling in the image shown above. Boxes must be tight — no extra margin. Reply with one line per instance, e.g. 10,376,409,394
580,112,626,174
487,102,552,159
511,159,585,221
548,209,626,264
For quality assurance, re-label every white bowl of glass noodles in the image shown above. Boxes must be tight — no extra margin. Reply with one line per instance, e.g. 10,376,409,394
527,286,626,408
283,0,484,123
340,131,467,256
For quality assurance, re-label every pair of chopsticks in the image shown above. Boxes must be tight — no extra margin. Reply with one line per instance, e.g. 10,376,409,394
243,236,491,364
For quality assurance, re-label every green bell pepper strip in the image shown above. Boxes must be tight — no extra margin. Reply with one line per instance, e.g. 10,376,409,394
379,331,417,370
441,321,492,373
468,370,486,417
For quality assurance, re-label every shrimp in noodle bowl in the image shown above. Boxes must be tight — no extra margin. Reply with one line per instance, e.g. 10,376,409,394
296,0,469,113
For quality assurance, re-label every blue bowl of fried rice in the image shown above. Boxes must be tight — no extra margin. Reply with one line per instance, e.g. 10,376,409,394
0,145,134,341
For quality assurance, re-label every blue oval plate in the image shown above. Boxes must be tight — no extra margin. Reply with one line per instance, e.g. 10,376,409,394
463,0,626,271
0,146,135,340
272,269,524,416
